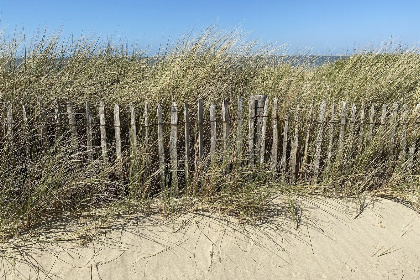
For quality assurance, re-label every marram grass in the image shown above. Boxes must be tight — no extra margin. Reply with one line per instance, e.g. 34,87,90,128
0,26,419,240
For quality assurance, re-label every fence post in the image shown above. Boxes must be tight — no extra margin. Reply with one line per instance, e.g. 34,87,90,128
312,101,327,182
270,98,279,175
99,101,107,161
86,102,93,161
157,104,166,194
210,103,217,162
170,102,178,196
289,104,300,182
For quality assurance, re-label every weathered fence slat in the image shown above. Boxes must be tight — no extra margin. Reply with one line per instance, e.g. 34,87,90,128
407,104,420,175
313,101,327,182
193,99,204,195
379,104,388,157
170,102,178,195
210,103,217,162
255,96,267,164
1,103,5,138
368,104,375,143
260,98,269,165
398,104,408,163
300,102,314,178
67,101,78,152
248,96,256,165
270,98,278,175
357,103,366,156
289,104,300,182
114,104,122,161
86,102,93,161
38,101,47,151
143,102,150,177
325,103,335,172
280,112,289,176
129,103,137,179
390,103,398,157
99,101,107,161
344,104,357,169
380,104,387,125
336,101,347,163
1,103,4,138
222,99,230,153
197,99,204,160
6,102,13,144
184,103,190,191
414,104,420,173
54,100,60,142
236,96,243,161
130,104,137,157
157,104,166,192
22,104,30,156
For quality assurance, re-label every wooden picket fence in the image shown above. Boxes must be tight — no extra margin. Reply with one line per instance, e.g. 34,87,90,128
1,95,419,193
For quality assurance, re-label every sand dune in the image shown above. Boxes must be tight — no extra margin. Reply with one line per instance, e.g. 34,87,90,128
1,196,420,279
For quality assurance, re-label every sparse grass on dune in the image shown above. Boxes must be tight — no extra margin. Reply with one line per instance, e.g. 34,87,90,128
0,26,419,241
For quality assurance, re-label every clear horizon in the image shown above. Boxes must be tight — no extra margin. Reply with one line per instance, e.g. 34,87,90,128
1,0,420,55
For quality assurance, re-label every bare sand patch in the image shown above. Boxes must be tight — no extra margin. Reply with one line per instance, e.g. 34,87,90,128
1,196,420,279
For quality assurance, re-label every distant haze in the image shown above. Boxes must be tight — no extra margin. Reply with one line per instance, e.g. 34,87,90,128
8,55,348,70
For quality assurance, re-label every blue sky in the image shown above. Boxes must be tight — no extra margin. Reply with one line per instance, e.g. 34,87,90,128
1,0,420,55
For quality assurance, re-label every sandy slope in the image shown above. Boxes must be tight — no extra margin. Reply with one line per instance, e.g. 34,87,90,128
1,196,420,280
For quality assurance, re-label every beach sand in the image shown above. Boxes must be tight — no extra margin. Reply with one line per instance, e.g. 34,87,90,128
1,196,420,279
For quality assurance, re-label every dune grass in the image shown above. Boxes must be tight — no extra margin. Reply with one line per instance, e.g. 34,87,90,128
0,26,419,241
